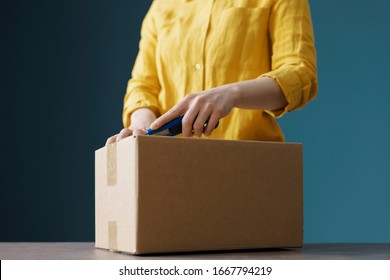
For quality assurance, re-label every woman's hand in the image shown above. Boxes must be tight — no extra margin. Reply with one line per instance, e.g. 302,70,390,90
149,77,287,137
150,84,238,137
106,108,156,145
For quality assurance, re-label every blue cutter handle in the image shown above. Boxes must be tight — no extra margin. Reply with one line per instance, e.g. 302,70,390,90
146,115,184,136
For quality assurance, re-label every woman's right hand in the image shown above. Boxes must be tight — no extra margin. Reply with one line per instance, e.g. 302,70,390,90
105,108,157,145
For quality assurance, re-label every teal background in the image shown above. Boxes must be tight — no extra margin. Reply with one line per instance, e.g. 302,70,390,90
1,0,389,242
280,0,390,242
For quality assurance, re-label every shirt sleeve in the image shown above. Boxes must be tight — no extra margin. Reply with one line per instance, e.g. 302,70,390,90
122,1,161,128
260,0,318,118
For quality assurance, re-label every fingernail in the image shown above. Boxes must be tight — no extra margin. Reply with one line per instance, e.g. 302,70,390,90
150,122,157,129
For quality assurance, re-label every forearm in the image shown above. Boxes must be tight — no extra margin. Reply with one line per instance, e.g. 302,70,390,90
231,77,288,111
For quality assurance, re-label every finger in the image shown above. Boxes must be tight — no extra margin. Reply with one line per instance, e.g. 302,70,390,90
182,106,200,137
203,113,220,136
150,100,188,130
106,134,118,146
150,106,183,130
132,128,146,136
192,108,212,137
116,128,132,142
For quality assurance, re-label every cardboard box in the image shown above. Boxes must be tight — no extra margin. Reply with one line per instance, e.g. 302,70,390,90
95,136,303,254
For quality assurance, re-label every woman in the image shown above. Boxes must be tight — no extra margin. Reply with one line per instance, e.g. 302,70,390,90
107,0,317,144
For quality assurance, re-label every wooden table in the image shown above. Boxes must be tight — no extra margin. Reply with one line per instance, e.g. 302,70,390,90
1,243,390,260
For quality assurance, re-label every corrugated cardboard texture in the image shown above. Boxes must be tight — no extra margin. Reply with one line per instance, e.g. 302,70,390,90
95,136,303,254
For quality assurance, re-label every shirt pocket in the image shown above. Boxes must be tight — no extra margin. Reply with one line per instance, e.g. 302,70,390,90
211,7,270,71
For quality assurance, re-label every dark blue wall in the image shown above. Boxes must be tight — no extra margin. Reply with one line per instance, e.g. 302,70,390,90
1,0,389,242
1,0,153,241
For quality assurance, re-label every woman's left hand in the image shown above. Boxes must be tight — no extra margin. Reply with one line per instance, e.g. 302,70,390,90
150,84,238,137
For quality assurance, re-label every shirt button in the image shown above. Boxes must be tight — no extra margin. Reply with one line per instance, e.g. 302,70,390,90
201,26,206,32
195,63,201,70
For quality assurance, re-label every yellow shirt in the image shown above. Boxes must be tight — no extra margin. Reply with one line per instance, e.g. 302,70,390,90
123,0,318,141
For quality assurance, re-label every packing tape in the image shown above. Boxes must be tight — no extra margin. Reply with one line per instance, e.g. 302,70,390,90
107,143,117,186
108,221,118,251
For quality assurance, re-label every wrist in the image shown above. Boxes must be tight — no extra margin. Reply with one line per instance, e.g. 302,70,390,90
130,108,156,130
131,108,155,119
227,83,242,108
